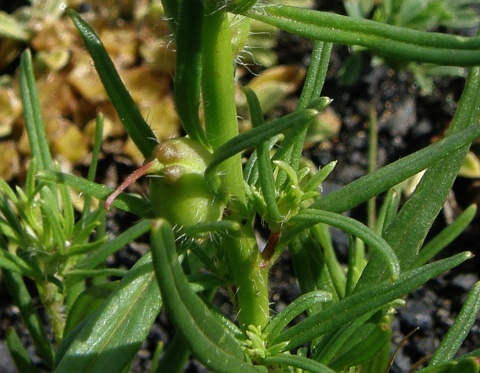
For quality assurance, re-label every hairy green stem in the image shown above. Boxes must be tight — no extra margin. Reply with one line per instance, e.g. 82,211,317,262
201,8,269,329
201,9,245,201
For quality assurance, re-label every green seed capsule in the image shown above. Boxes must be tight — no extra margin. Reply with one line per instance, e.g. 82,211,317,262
150,138,226,228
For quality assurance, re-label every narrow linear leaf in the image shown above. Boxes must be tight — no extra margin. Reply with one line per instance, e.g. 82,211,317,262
64,268,128,279
0,249,37,278
74,219,151,269
245,5,480,66
329,321,391,370
289,234,337,298
415,204,477,267
273,252,472,349
65,238,107,258
2,270,55,368
313,311,375,364
264,290,332,343
297,41,332,110
429,281,480,366
311,124,480,213
150,219,264,373
282,209,400,281
83,113,104,216
19,50,52,171
243,86,283,226
288,40,332,176
55,252,161,373
5,329,42,373
67,10,157,158
174,0,209,147
205,109,318,186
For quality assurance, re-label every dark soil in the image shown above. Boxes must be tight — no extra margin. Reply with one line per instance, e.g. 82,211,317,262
1,1,480,372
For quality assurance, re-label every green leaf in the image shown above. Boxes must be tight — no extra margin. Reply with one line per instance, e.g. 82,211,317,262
0,249,37,278
82,113,104,216
328,321,391,370
19,50,52,171
2,270,55,368
205,108,318,189
273,252,472,349
55,252,161,373
313,311,376,364
311,123,480,213
74,219,151,270
243,86,283,227
446,357,480,373
429,281,480,366
5,329,42,373
415,204,477,267
297,41,332,110
63,282,118,336
264,290,332,344
289,233,339,299
150,219,265,372
67,10,157,158
282,209,400,281
244,4,480,66
173,0,209,147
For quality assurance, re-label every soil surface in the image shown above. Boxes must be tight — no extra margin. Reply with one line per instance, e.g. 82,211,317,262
1,1,480,372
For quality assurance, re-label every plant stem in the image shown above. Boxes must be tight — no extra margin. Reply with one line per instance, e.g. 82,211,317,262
37,281,65,343
201,8,245,202
201,8,269,330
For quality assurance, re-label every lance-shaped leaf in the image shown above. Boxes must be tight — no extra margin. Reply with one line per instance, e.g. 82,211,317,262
310,123,480,214
415,204,477,267
68,10,157,158
2,270,55,368
264,290,332,344
243,86,283,227
19,50,52,171
55,252,162,373
174,0,209,147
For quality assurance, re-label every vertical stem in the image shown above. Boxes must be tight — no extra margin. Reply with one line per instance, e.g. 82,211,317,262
201,8,269,329
201,9,245,202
